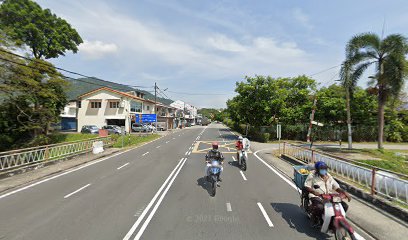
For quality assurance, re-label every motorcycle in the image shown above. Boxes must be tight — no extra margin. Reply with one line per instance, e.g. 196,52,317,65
301,185,357,240
237,149,247,171
206,160,221,197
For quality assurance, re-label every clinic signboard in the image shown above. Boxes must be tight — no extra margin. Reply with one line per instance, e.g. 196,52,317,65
135,114,157,123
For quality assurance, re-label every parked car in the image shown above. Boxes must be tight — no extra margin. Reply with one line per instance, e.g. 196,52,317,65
132,123,149,132
157,122,167,131
81,125,99,134
102,125,122,135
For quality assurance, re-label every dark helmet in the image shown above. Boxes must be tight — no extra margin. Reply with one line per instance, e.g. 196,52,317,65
314,161,328,170
212,142,219,150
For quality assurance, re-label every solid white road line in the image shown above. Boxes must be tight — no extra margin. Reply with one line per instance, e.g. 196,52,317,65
117,163,129,170
64,184,91,199
185,151,189,155
226,202,232,212
156,146,161,149
123,158,185,240
134,158,188,240
142,152,149,156
257,202,274,227
253,150,299,192
232,156,236,161
240,171,247,181
187,151,191,155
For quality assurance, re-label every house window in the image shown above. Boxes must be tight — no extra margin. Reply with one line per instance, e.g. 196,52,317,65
146,106,150,110
91,101,101,108
77,100,81,108
109,101,119,108
130,101,142,112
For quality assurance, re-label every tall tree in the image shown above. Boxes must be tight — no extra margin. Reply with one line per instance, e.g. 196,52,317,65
0,0,83,59
346,33,408,149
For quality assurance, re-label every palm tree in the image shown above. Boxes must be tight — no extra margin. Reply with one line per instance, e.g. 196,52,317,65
339,61,357,149
346,33,408,149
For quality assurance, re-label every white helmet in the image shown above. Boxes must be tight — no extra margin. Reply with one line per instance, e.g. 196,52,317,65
238,136,243,140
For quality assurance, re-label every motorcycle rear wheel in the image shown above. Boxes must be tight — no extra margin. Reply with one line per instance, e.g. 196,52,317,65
335,227,355,240
241,157,247,171
211,181,216,197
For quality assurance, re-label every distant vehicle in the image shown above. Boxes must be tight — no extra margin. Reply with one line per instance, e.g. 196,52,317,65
157,122,167,131
146,124,156,132
201,117,210,126
81,125,99,134
102,125,122,135
190,122,196,126
132,123,149,132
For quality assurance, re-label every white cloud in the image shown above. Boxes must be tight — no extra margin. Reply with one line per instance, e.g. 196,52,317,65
78,40,118,59
293,8,313,30
208,34,247,52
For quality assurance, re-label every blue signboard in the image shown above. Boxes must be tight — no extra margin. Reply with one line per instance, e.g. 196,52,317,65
135,114,157,123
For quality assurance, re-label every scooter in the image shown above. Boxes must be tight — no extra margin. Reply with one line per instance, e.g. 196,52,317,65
301,185,357,240
237,149,247,171
206,160,221,197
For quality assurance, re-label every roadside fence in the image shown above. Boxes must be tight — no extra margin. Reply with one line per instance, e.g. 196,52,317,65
283,142,408,205
0,137,113,172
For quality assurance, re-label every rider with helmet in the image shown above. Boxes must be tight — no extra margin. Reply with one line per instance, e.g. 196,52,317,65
236,135,250,162
205,142,224,181
304,161,352,226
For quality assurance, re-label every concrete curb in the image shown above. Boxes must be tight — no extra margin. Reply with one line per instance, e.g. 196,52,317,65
281,154,408,223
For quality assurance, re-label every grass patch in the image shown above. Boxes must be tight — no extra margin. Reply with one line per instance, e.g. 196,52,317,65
48,133,100,144
357,149,408,175
111,134,160,148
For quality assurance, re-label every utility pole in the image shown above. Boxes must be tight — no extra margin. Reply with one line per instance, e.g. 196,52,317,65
307,97,317,143
155,82,158,132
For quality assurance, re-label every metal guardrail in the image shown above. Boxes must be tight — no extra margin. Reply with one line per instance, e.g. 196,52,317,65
283,143,408,205
0,137,113,172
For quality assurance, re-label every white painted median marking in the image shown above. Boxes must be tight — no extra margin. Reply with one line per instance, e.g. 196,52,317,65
133,158,188,240
117,162,129,170
64,184,91,199
257,202,274,227
185,151,189,155
166,141,169,144
156,146,161,149
232,156,236,161
173,137,176,140
240,171,247,181
142,152,149,156
226,202,232,212
123,158,186,240
187,151,191,155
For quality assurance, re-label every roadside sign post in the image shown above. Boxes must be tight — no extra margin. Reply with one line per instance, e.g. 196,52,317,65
277,124,281,154
121,126,125,148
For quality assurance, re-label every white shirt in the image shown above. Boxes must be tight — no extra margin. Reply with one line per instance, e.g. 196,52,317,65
304,171,340,198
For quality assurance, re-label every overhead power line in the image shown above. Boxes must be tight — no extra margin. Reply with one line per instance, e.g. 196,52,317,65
309,64,342,77
167,90,231,96
0,48,153,89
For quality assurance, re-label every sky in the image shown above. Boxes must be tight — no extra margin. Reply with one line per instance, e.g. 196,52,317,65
34,0,408,108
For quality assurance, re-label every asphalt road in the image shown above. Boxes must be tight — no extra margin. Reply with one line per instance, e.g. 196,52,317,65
0,124,365,240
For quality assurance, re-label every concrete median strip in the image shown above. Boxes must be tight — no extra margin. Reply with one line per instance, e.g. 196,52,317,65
64,183,91,199
123,158,187,240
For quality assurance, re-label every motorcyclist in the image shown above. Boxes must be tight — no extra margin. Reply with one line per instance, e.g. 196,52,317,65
235,136,250,162
205,142,224,181
304,161,352,226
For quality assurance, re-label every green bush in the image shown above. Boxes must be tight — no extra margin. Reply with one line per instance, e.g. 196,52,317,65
262,133,270,142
